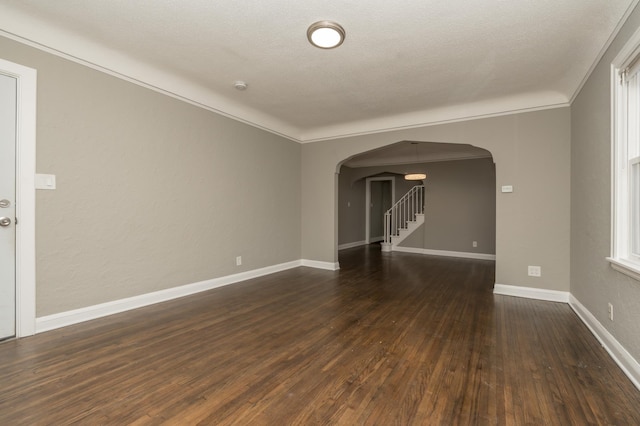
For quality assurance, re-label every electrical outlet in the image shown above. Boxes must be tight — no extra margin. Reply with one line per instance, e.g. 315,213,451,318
527,266,541,277
608,303,614,321
236,256,242,266
472,241,478,248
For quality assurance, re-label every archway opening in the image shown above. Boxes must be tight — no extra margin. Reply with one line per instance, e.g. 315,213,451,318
337,140,495,262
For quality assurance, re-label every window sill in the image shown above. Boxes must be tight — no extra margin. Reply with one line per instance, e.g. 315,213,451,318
607,257,640,282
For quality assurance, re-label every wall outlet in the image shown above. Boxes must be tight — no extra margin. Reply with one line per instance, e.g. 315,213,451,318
608,303,614,321
527,266,541,277
236,256,242,266
472,241,478,247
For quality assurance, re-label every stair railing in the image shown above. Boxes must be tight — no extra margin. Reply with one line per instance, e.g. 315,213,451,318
383,185,425,246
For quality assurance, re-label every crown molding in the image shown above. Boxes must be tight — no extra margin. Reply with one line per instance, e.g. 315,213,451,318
299,95,570,143
0,6,574,145
569,0,640,104
0,8,302,142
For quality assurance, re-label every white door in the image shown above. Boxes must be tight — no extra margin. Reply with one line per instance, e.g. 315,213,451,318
0,73,17,340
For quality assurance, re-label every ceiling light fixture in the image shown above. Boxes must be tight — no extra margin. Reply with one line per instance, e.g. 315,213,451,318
307,21,345,49
404,173,427,181
405,143,426,181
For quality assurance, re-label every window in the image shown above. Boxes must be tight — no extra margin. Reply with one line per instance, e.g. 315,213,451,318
610,31,640,281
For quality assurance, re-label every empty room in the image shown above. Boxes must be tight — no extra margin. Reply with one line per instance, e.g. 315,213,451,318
1,1,640,424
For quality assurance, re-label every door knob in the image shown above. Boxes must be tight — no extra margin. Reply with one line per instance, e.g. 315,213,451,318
0,199,10,208
0,217,11,227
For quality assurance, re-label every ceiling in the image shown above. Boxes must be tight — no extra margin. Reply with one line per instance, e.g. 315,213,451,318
343,141,491,168
0,0,637,142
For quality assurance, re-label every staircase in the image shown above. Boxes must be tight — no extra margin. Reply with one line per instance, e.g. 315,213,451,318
381,185,425,252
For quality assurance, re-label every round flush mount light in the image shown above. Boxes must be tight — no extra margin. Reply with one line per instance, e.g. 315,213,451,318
234,81,248,91
307,21,345,49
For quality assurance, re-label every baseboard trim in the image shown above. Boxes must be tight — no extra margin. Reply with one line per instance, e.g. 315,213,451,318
393,246,496,261
33,256,640,392
338,240,367,250
36,260,304,333
569,295,640,391
493,283,570,303
300,259,341,271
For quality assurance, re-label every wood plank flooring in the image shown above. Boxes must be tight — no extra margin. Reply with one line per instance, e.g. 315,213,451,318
1,245,639,424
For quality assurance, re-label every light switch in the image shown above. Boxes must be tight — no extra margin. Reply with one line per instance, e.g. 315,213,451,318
501,185,513,193
35,174,56,190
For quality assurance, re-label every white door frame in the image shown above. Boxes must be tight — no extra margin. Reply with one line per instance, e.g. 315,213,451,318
365,177,395,244
0,58,36,337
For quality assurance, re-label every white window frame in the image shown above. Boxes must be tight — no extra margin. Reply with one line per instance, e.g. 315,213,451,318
609,27,640,282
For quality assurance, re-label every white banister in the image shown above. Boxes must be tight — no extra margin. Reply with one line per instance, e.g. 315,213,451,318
382,185,424,251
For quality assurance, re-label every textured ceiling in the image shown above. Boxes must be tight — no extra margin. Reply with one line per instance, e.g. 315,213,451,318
343,142,491,168
0,0,637,142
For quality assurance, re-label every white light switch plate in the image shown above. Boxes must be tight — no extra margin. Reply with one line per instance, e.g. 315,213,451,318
35,174,56,190
501,185,513,193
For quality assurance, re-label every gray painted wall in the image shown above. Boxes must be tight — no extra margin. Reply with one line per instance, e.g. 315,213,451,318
337,166,366,246
338,158,495,256
399,158,496,254
338,167,417,246
302,107,571,292
5,6,636,370
571,6,640,361
0,36,301,316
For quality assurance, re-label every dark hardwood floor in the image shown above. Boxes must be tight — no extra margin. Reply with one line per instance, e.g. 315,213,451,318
1,245,639,425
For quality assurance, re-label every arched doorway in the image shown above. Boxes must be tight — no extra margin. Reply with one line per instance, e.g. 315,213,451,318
337,141,495,261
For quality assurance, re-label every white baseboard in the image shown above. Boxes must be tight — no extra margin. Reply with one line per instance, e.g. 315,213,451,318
33,255,640,393
393,246,496,261
493,283,570,303
338,240,367,250
300,259,340,271
36,260,306,333
569,295,640,391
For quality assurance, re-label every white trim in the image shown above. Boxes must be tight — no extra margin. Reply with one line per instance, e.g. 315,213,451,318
0,28,300,143
611,25,640,81
0,20,570,144
491,286,640,390
300,103,570,143
609,24,640,282
300,259,340,271
393,246,496,261
338,240,367,250
365,177,395,244
0,19,576,144
0,58,36,338
569,295,640,391
493,283,570,303
607,257,640,282
611,61,619,260
36,260,302,333
569,0,640,104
